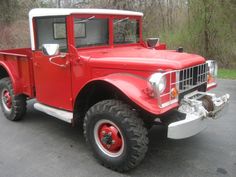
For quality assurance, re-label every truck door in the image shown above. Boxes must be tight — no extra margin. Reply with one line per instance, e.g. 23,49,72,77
33,16,72,111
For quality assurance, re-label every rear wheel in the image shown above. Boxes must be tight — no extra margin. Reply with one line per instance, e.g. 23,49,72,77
84,100,148,172
0,77,26,121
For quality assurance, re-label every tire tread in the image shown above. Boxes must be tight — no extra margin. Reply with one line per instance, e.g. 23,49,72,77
84,99,148,172
0,77,26,121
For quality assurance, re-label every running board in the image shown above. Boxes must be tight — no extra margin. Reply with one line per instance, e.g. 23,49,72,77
34,103,73,123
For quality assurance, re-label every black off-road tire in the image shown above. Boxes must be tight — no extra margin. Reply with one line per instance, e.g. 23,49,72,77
144,122,153,130
84,100,149,172
0,77,26,121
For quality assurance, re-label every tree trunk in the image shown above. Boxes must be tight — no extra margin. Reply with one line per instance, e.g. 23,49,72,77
57,0,61,8
203,0,209,56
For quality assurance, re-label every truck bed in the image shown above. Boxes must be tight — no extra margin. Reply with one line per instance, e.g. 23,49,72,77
0,48,35,97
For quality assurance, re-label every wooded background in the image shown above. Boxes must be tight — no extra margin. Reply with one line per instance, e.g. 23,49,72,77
0,0,235,68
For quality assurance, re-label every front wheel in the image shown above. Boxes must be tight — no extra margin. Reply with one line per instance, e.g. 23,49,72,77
0,77,26,121
84,100,148,172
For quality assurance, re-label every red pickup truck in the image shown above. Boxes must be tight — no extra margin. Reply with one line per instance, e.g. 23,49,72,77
0,8,230,171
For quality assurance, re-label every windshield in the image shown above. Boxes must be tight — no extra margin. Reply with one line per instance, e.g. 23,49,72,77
74,17,109,48
113,18,140,44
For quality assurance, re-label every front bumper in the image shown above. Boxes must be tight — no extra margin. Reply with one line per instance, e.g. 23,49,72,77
167,91,230,139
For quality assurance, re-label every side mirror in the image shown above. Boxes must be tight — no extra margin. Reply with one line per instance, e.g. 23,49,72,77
42,44,60,56
146,38,159,48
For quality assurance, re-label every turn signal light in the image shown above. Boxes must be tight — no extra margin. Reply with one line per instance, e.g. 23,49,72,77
171,87,179,99
207,73,215,83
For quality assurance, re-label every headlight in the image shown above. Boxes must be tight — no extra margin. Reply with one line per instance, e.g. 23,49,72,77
206,60,218,77
149,73,167,94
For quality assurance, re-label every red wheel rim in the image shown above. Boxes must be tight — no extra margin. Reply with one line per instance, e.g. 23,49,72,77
98,123,123,152
94,120,124,157
2,89,12,111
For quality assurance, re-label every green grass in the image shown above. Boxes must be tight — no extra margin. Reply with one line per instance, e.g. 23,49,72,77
218,69,236,80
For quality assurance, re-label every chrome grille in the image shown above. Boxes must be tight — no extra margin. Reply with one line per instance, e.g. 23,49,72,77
158,63,208,108
178,63,208,93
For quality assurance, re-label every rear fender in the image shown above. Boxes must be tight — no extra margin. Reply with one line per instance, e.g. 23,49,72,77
97,73,178,115
0,62,21,94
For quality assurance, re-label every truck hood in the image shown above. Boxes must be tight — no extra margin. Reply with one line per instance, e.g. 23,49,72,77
79,46,206,71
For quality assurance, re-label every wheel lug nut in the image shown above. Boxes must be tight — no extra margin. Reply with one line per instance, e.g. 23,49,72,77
112,140,115,144
101,131,106,135
107,145,111,149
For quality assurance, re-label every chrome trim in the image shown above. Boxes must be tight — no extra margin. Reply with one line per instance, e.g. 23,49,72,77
168,111,208,139
149,73,166,98
42,44,60,56
167,91,230,139
207,82,217,89
157,63,208,108
34,103,73,123
206,60,218,77
178,63,208,93
49,54,67,68
161,98,178,108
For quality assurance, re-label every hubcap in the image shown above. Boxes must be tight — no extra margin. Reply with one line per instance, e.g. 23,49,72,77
1,89,12,112
94,119,124,157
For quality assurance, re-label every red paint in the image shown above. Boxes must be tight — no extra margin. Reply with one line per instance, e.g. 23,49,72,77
155,43,167,50
3,90,12,108
0,11,216,116
0,48,34,97
98,122,123,153
33,51,72,110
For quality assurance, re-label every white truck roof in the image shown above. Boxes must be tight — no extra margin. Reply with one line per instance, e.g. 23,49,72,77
29,8,143,18
29,8,143,50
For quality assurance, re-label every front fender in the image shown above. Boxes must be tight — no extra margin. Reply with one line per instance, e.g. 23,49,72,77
97,73,178,115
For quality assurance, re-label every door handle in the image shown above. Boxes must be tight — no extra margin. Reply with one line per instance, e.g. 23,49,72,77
49,54,68,68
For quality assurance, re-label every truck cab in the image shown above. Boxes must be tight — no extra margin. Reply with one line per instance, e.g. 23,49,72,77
0,8,230,172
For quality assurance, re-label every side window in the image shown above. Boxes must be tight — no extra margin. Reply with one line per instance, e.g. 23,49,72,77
35,16,68,52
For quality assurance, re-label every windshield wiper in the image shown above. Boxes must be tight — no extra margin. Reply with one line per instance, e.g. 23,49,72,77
113,17,129,24
75,16,95,23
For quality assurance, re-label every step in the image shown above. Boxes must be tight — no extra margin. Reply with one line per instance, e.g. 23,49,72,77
34,103,73,123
